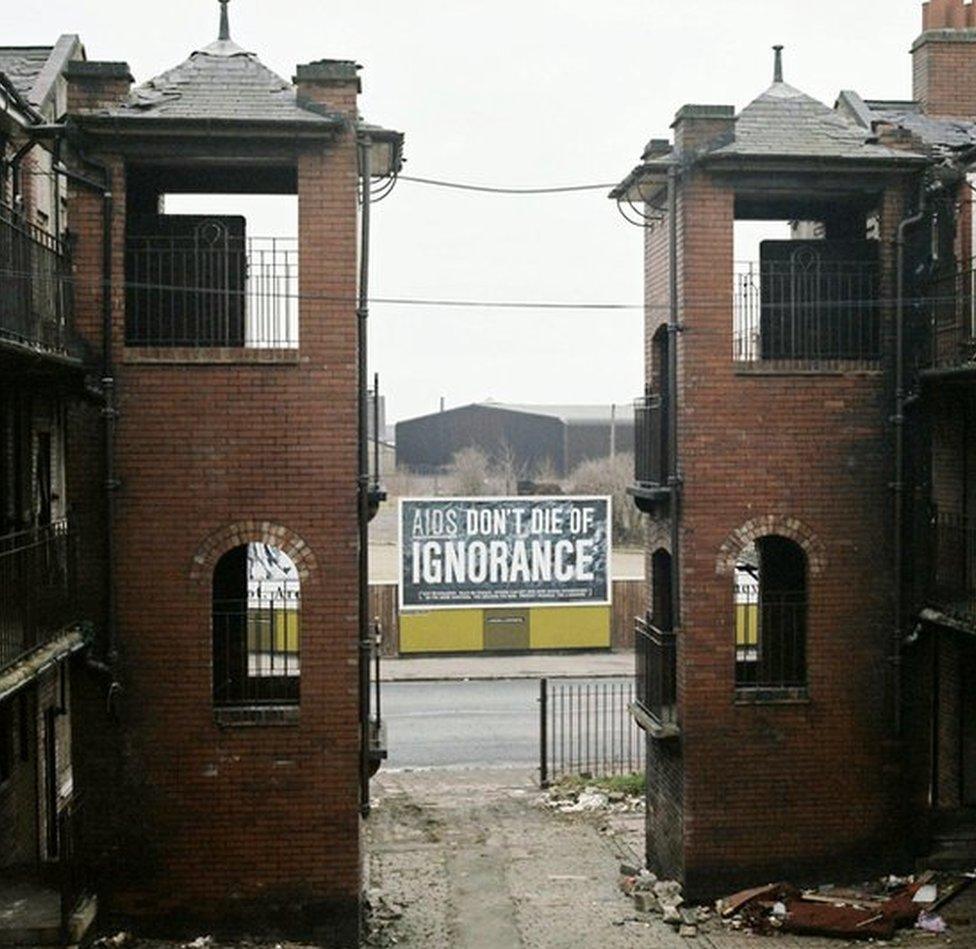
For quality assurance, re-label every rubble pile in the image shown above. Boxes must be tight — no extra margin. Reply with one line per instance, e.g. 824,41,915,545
363,886,406,947
618,865,712,938
539,783,644,815
714,870,975,940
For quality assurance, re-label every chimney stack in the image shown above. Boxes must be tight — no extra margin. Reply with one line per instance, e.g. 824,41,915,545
914,0,976,115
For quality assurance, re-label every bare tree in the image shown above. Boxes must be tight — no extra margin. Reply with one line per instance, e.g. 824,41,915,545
449,446,489,496
567,453,642,546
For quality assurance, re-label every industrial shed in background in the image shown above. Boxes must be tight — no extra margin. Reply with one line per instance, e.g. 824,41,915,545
394,402,635,477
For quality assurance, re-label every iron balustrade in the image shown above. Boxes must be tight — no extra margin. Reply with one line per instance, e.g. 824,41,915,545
212,586,301,706
0,520,76,671
634,616,677,727
539,676,644,785
633,394,668,488
930,511,976,627
733,258,881,367
734,590,807,691
0,203,73,355
924,260,976,371
125,235,299,348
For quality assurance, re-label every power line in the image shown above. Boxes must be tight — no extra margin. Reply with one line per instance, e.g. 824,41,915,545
395,175,617,195
0,266,955,313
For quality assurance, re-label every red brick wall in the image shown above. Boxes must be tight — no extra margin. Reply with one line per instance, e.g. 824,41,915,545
913,32,976,116
66,121,363,939
644,168,911,898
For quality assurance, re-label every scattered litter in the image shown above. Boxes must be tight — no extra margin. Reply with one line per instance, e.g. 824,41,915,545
916,910,948,933
540,783,644,815
712,869,974,940
182,939,213,949
914,883,939,903
92,935,134,948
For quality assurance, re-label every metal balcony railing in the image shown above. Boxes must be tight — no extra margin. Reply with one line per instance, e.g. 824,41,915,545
924,260,976,371
733,258,881,367
634,615,677,728
125,235,298,348
0,203,74,356
0,520,76,671
930,511,976,627
633,394,668,489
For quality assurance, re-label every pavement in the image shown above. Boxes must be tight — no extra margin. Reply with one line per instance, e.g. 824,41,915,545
380,650,634,682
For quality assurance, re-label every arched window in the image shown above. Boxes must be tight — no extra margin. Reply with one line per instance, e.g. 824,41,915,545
212,543,300,707
734,535,806,690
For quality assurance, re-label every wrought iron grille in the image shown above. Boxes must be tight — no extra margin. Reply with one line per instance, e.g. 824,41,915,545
734,578,807,690
0,520,76,671
931,510,976,626
733,256,881,367
539,677,644,785
0,203,73,354
125,234,298,348
634,615,677,726
925,260,976,370
212,584,301,706
633,394,668,487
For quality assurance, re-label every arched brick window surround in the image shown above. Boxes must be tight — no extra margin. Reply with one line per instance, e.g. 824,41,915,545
189,521,319,585
715,515,826,577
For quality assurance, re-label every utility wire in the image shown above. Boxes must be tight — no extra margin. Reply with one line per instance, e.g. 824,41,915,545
397,175,616,195
0,267,954,314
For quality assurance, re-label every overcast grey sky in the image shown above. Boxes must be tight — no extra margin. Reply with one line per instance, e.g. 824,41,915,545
9,1,921,422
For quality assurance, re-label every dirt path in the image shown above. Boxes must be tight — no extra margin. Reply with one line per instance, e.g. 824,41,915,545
366,767,975,949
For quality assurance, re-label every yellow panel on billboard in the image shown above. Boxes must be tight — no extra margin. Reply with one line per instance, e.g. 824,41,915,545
400,608,483,653
529,606,611,650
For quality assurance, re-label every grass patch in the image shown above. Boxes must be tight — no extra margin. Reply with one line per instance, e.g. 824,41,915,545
553,772,645,796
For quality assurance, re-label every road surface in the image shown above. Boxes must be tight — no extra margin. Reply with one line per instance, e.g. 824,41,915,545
381,677,630,770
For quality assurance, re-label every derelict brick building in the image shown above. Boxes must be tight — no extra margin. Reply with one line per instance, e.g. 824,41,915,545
0,2,403,940
395,401,635,477
619,0,976,898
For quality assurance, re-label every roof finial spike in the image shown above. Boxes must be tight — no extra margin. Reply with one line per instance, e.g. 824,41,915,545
773,44,784,83
219,0,231,41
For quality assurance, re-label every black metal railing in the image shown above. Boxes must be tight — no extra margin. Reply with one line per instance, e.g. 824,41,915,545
539,676,644,785
734,589,807,691
212,586,301,706
733,259,881,367
634,616,677,727
0,520,76,671
125,235,298,348
0,203,73,354
930,511,976,626
633,394,668,488
924,260,976,371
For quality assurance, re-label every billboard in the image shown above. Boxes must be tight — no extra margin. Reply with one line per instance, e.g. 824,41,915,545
399,496,611,611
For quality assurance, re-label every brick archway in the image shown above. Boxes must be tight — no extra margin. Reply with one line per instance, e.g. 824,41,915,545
715,515,826,577
190,520,320,584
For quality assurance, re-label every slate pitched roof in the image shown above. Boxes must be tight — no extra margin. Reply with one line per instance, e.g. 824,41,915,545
865,100,976,156
96,36,342,127
0,47,52,100
709,80,913,162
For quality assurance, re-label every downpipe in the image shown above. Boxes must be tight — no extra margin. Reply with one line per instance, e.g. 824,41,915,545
666,165,681,627
892,182,929,736
357,135,373,818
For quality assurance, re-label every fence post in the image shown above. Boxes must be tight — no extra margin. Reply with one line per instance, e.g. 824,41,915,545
539,677,548,788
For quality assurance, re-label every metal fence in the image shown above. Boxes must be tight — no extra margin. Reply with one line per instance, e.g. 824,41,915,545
0,520,76,671
634,616,677,727
633,394,667,488
0,202,73,354
212,586,301,706
733,258,880,367
925,260,976,370
125,235,298,348
539,677,644,786
931,510,976,625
